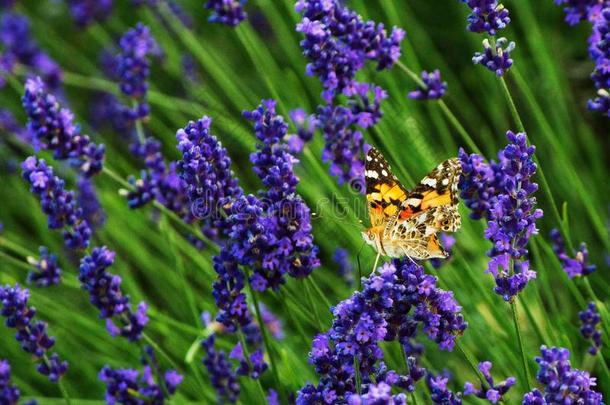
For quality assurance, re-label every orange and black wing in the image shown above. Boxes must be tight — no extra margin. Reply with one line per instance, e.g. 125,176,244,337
365,147,408,228
396,158,462,224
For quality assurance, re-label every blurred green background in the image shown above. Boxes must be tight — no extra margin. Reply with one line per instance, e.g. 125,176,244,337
0,0,608,403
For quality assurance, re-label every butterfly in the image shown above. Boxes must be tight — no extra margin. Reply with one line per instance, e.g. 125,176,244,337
361,147,461,260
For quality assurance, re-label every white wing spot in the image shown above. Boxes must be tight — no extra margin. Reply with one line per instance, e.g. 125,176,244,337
405,198,421,206
422,177,437,187
381,169,388,176
442,178,449,186
365,170,379,179
366,155,372,161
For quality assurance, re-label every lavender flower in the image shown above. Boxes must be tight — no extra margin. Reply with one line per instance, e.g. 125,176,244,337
116,23,160,121
267,389,280,405
67,0,113,27
0,360,21,404
27,246,61,287
202,335,240,403
77,176,106,229
579,302,602,355
230,342,268,379
459,132,542,301
296,0,403,184
205,0,247,26
463,361,516,403
23,77,105,177
21,157,92,250
461,0,510,35
212,244,253,330
79,246,149,341
589,7,610,117
176,116,243,230
317,84,387,185
458,148,500,220
297,260,466,404
287,108,316,154
554,0,606,25
0,284,68,381
126,137,192,223
260,303,284,340
99,357,182,404
550,229,596,278
408,70,448,100
347,382,407,405
333,248,354,284
522,346,604,404
296,0,404,98
472,38,515,76
0,109,32,144
427,372,463,405
0,12,62,89
431,234,456,269
238,100,320,287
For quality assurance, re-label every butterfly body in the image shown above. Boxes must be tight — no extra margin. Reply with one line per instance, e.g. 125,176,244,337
362,147,461,260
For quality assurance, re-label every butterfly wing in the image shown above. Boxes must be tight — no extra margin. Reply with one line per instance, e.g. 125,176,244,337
389,158,462,232
383,158,461,258
365,147,408,228
384,211,449,259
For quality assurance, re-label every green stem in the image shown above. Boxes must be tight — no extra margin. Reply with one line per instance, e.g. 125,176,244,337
456,341,488,389
142,332,180,371
499,77,565,242
100,166,216,249
236,330,268,404
303,279,324,331
246,272,285,402
395,60,482,155
133,101,147,145
511,299,532,391
57,377,72,405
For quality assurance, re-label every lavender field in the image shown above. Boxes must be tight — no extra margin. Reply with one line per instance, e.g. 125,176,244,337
0,0,609,404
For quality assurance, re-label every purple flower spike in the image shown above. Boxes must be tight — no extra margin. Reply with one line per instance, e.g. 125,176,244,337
202,335,240,403
0,284,68,382
463,361,516,403
27,246,62,287
0,359,23,404
459,132,542,301
23,78,105,177
116,23,160,120
554,0,604,25
21,157,92,250
522,346,604,404
287,108,317,153
579,302,602,355
462,0,511,35
296,0,405,97
79,247,149,341
333,248,354,284
0,12,62,89
427,371,463,405
99,355,182,404
67,0,113,27
408,69,448,100
347,382,407,405
589,8,610,117
205,0,247,27
297,260,466,404
176,116,243,231
550,229,596,278
473,38,515,76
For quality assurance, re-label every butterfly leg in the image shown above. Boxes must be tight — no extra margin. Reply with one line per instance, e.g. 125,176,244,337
372,252,381,273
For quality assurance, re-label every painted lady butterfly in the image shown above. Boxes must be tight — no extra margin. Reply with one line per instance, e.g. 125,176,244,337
362,147,461,260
